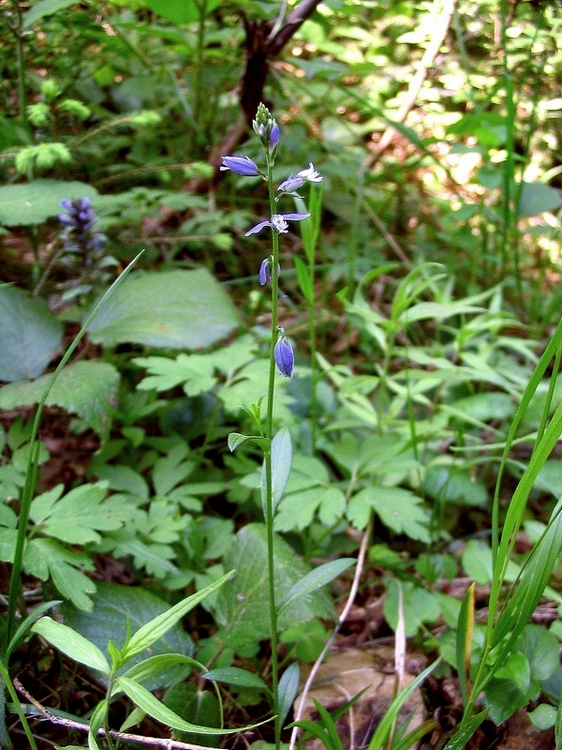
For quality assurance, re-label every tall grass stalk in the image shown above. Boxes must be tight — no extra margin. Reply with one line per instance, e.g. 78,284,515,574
446,315,562,748
5,252,143,648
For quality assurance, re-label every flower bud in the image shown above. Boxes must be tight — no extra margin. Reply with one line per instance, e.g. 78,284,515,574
274,329,294,378
220,155,261,176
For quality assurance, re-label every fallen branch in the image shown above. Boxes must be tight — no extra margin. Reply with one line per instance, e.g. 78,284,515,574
14,678,229,750
366,0,457,166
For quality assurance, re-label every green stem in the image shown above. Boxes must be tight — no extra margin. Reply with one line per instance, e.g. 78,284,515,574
5,253,143,649
0,661,39,750
265,167,281,750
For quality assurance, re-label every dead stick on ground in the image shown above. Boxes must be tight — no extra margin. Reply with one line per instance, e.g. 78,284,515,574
288,516,373,750
13,678,225,750
367,0,457,167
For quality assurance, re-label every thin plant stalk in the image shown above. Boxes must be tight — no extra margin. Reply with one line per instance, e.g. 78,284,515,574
265,169,282,749
0,661,39,750
5,252,143,648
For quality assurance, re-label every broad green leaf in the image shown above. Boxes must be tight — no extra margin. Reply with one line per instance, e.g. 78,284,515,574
32,617,110,674
277,558,355,615
22,0,76,26
383,579,440,636
521,624,559,682
163,682,221,746
87,269,239,349
0,361,119,435
61,581,194,687
518,181,562,217
203,667,270,692
215,524,335,648
116,676,264,735
123,571,233,660
261,427,292,516
347,486,430,542
144,0,219,24
0,286,62,381
0,179,97,226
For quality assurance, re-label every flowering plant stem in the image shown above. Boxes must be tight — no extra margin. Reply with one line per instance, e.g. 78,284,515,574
265,164,281,750
221,104,322,749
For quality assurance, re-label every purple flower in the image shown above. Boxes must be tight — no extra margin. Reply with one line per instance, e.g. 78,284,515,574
274,329,294,378
259,257,281,285
277,175,305,194
220,155,261,176
59,197,105,256
269,122,280,151
297,162,322,183
246,212,310,237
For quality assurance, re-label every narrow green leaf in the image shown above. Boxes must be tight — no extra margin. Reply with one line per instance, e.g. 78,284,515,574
203,667,270,692
278,662,300,727
261,427,292,515
122,654,205,685
442,710,488,750
116,676,268,735
7,599,61,659
456,583,475,706
293,256,314,304
367,659,440,750
122,570,233,660
228,432,269,452
278,558,355,616
32,617,110,674
22,0,76,27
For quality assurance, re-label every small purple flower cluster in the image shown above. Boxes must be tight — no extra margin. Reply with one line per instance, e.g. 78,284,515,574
221,104,323,378
59,197,105,260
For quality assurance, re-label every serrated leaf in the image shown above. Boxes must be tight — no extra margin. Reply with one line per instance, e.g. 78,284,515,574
0,361,119,435
278,558,355,616
30,482,126,545
0,285,63,381
87,269,239,349
347,486,430,542
0,179,97,226
275,486,346,532
152,443,193,496
215,524,335,648
32,617,110,674
24,537,96,610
